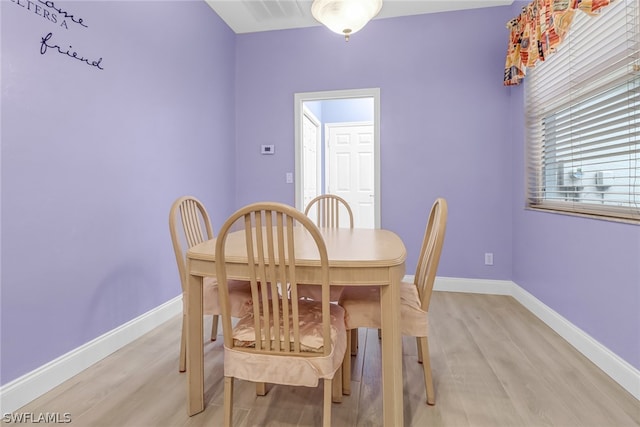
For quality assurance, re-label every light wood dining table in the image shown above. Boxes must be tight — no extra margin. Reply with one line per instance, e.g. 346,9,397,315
185,226,407,426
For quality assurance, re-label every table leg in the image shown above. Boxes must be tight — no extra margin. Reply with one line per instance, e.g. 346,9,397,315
186,269,204,416
379,265,404,426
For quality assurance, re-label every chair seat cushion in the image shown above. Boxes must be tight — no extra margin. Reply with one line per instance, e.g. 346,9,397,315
224,302,347,387
339,281,428,337
184,277,253,318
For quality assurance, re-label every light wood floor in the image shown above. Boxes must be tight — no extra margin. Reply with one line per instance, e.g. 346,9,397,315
11,292,640,426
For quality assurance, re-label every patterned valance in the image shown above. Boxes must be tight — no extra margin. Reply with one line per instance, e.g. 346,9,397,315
504,0,613,86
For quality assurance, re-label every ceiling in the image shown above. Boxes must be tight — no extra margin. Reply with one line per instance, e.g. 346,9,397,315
206,0,514,34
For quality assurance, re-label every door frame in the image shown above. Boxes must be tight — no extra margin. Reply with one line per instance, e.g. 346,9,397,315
294,88,381,228
302,106,322,208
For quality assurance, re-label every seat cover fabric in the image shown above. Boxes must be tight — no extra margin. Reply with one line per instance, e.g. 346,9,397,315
183,277,253,318
339,281,428,337
224,302,346,387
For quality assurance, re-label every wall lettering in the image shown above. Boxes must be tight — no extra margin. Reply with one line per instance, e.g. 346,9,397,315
10,0,106,71
37,0,88,28
40,32,104,70
10,0,87,29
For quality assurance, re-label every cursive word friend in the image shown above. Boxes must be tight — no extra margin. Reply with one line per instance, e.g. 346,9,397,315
40,32,104,70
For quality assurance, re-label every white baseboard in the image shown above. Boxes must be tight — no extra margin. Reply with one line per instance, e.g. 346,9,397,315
432,276,513,295
0,296,182,414
430,276,640,401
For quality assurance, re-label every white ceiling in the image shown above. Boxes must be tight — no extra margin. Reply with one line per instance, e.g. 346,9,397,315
206,0,514,34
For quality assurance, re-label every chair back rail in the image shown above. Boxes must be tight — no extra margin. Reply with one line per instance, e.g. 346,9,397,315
169,196,214,293
304,194,354,228
415,198,448,312
216,202,332,357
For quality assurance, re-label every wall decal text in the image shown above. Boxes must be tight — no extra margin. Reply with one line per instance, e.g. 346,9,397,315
37,0,88,28
40,32,104,70
10,0,88,30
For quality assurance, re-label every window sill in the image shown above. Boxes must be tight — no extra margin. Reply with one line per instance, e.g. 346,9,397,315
525,205,640,225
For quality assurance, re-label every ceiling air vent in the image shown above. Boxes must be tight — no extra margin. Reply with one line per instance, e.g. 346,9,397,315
242,0,309,22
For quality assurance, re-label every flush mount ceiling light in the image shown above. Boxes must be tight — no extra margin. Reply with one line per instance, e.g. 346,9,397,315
311,0,383,41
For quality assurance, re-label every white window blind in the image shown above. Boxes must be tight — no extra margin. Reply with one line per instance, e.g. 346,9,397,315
525,0,640,222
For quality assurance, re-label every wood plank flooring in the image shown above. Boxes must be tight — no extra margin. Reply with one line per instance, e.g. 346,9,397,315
10,292,640,426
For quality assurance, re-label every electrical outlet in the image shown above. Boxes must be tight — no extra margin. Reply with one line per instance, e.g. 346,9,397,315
484,253,494,266
285,172,293,184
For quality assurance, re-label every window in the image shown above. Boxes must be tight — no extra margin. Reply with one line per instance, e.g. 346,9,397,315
525,0,640,222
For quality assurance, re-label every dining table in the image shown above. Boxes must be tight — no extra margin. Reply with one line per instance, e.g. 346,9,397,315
185,226,407,426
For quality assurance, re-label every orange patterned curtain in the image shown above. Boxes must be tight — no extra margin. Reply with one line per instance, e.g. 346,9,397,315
504,0,614,86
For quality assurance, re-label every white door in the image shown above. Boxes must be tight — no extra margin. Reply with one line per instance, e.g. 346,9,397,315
302,109,321,209
326,122,375,228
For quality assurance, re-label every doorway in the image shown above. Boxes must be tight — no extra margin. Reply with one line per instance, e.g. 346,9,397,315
294,88,380,229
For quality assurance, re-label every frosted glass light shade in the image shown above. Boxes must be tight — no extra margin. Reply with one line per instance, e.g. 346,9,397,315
311,0,383,41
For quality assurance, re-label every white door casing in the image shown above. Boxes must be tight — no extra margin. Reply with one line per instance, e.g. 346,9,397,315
302,107,321,209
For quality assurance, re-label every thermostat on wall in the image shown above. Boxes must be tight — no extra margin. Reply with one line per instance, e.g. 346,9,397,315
261,144,275,155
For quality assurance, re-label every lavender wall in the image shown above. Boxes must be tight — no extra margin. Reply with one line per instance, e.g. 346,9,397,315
235,7,515,280
1,1,236,385
509,84,640,370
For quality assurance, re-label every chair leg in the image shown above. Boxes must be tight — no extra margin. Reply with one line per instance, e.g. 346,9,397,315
256,382,267,396
350,329,358,356
332,366,342,403
418,336,435,405
416,336,423,363
323,378,332,427
179,315,187,372
342,331,351,395
210,315,219,341
224,376,234,427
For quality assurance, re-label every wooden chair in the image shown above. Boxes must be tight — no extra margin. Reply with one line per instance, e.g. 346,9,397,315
338,197,448,403
303,194,358,355
304,194,354,229
169,196,253,373
215,202,347,427
301,193,354,301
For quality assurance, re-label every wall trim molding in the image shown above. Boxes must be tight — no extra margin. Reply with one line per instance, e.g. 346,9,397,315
428,276,640,400
433,275,513,295
0,296,182,414
2,276,638,414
